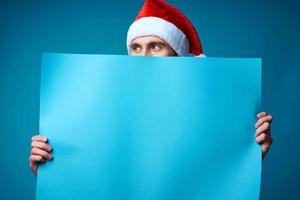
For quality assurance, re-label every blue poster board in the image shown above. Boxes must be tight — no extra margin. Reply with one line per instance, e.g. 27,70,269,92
36,54,262,200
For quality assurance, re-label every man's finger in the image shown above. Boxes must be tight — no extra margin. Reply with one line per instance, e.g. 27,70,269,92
257,112,267,118
255,115,272,128
256,132,272,144
30,155,46,163
31,147,53,160
32,135,48,142
256,122,270,137
31,141,52,152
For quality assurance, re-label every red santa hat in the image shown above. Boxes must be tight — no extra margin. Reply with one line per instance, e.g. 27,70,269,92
127,0,205,57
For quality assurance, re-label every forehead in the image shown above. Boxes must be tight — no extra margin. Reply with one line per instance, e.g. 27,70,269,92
131,36,167,46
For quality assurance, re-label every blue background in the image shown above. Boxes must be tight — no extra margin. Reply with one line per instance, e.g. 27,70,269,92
0,0,299,199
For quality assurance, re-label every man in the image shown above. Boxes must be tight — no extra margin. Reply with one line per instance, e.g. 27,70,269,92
30,0,273,176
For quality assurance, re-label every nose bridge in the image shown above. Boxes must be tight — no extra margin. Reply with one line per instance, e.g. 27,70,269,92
141,48,151,56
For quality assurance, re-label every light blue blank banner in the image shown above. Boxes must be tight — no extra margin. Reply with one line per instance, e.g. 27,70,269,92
36,54,262,200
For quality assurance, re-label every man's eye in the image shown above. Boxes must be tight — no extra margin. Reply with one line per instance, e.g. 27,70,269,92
131,46,141,53
151,44,162,51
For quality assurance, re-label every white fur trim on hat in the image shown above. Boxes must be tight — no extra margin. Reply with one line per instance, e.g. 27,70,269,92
196,53,206,57
127,17,190,56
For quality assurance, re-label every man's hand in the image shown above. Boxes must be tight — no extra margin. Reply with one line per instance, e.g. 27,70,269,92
255,112,273,159
29,135,53,176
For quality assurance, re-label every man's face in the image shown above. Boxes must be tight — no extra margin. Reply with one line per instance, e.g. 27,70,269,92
129,36,177,57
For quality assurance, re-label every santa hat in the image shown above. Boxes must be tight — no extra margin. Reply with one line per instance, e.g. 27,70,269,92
127,0,205,57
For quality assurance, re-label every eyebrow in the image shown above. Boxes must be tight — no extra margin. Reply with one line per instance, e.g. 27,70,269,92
149,42,167,46
129,43,140,48
130,41,167,48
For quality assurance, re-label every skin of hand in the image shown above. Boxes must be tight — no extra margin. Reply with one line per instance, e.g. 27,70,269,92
29,135,53,176
255,112,273,159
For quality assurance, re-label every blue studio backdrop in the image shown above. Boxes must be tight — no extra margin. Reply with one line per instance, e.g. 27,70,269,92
0,0,299,200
